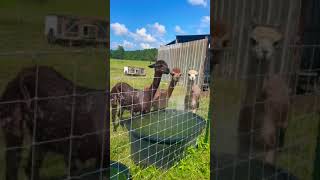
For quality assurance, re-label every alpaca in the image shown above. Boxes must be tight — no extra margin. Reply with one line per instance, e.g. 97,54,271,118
238,24,286,165
152,68,182,110
249,24,283,62
0,66,108,180
260,74,290,164
184,69,201,113
110,60,170,131
211,20,231,65
212,20,231,49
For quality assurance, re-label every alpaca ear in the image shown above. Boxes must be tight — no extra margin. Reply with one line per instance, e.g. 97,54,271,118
250,18,258,30
148,63,156,68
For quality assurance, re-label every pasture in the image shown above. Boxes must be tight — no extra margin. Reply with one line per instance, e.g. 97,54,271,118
0,1,107,178
110,58,210,179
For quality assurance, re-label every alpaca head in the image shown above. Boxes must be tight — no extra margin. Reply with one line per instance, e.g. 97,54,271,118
249,25,283,61
212,20,231,50
148,60,170,75
187,69,198,81
170,68,182,82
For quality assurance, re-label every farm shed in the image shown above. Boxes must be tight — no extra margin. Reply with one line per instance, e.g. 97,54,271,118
45,14,108,46
123,66,146,76
158,35,210,90
211,0,320,180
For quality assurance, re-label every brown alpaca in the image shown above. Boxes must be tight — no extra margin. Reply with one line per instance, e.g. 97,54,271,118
211,20,231,66
184,69,201,113
0,66,107,180
110,60,170,131
260,74,290,164
152,68,182,110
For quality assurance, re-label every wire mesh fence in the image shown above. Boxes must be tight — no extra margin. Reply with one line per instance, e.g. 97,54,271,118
0,49,108,180
1,0,108,179
110,57,210,179
211,0,320,179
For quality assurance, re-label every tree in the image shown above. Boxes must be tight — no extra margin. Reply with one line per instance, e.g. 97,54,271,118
111,48,158,61
113,45,125,59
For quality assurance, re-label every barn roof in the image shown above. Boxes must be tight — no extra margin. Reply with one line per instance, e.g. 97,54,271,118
166,34,210,45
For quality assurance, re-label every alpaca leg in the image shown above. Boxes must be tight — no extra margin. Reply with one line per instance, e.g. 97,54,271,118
111,105,118,132
25,146,46,180
63,152,80,178
119,107,124,119
5,133,23,180
118,107,126,128
278,127,286,148
262,116,276,164
265,149,275,164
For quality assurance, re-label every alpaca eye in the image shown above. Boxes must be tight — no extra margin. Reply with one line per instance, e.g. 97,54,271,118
250,38,257,45
222,40,230,47
273,41,279,47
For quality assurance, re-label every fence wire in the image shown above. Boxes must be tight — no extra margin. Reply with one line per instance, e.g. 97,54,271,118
110,66,209,179
212,0,320,180
0,49,108,180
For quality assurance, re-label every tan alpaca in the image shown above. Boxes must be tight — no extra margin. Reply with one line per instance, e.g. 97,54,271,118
249,25,283,61
261,74,290,164
239,24,286,165
184,69,201,113
152,68,182,110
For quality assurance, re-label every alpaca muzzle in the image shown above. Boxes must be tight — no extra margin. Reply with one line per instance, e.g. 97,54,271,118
164,68,170,74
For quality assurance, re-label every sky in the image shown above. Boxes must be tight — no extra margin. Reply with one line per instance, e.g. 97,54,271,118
110,0,210,50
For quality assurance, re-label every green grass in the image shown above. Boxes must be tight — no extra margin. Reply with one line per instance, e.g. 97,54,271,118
0,1,107,178
110,59,210,179
0,55,107,180
212,77,319,180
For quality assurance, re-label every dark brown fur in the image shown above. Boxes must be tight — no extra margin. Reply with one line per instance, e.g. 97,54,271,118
110,60,170,131
152,68,181,110
0,66,107,180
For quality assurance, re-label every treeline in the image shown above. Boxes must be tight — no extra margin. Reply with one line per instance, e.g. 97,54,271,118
111,46,158,61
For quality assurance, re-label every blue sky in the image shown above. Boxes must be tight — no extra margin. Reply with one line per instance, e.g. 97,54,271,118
110,0,210,50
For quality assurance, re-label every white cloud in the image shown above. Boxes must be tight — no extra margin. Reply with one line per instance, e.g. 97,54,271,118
111,23,128,36
175,25,185,34
188,0,207,7
131,28,156,43
201,16,210,25
122,40,134,49
111,42,119,49
110,22,166,50
152,22,166,35
140,43,153,49
111,40,135,50
194,16,210,34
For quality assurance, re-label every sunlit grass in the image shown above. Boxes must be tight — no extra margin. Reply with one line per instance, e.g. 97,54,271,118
110,59,210,180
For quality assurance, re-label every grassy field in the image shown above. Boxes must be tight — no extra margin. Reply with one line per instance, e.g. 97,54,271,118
0,1,107,179
110,58,210,180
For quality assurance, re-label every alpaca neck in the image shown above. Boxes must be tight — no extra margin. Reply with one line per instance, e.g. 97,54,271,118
186,79,195,94
167,78,178,98
149,71,162,98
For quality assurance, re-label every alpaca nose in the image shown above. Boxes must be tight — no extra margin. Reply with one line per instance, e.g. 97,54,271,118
262,50,268,56
164,68,170,74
